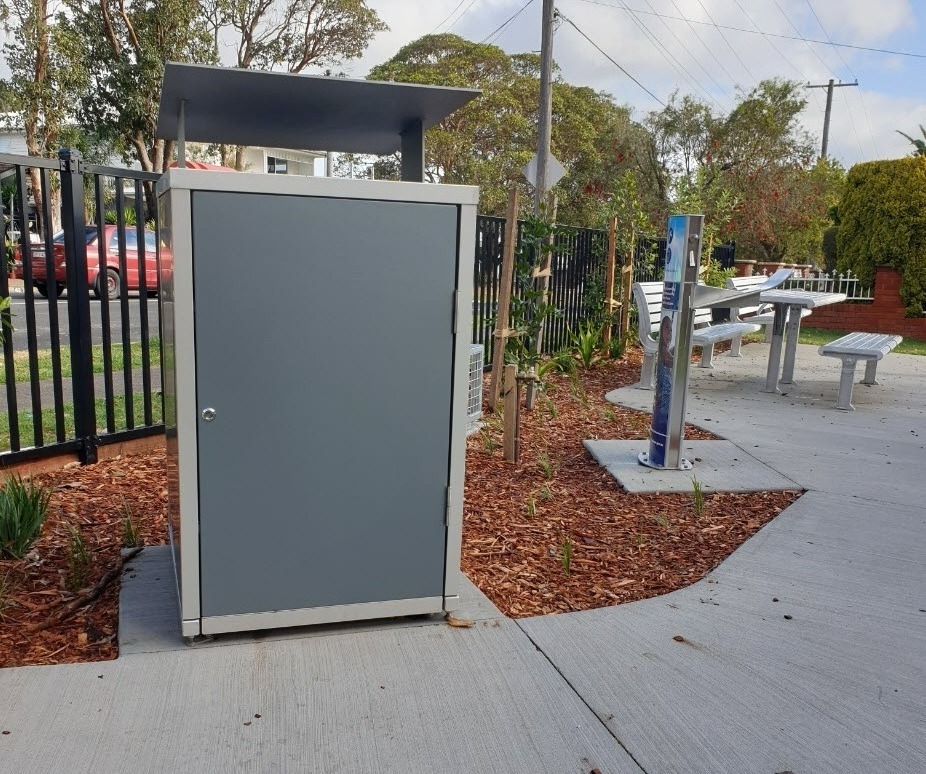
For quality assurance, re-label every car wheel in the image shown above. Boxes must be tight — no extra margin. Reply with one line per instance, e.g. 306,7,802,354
34,282,49,298
94,268,120,300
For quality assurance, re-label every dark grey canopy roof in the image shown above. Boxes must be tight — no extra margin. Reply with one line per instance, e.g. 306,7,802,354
156,63,480,156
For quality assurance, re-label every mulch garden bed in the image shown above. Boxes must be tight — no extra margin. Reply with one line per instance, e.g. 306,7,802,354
1,347,799,667
460,350,800,617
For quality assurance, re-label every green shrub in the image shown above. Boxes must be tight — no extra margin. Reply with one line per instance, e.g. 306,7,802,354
0,476,52,559
837,157,926,316
821,225,838,273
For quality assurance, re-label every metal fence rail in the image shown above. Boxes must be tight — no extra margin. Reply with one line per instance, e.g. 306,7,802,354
472,216,736,362
782,270,874,301
0,149,163,464
472,216,609,361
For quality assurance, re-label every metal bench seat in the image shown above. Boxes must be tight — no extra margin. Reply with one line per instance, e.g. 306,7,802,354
633,281,761,388
818,331,903,410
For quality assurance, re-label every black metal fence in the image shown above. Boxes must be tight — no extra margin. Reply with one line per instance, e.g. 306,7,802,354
472,217,735,361
631,238,736,283
1,149,163,465
472,216,609,361
1,149,737,466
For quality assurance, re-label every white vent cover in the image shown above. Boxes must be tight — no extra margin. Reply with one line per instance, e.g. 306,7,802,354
467,344,484,434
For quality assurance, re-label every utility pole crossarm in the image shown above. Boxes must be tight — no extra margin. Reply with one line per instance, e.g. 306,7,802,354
805,79,858,159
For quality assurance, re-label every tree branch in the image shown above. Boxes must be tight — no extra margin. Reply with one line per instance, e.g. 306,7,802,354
118,0,142,55
27,547,143,634
98,0,122,57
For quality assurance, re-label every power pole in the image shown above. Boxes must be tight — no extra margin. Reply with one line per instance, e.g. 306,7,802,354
806,79,858,159
535,0,555,213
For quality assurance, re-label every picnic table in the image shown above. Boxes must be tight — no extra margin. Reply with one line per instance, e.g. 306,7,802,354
759,288,847,392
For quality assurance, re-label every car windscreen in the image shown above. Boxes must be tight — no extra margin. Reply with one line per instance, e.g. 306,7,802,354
51,228,98,245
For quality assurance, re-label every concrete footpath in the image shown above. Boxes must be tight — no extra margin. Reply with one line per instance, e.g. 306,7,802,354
1,343,924,773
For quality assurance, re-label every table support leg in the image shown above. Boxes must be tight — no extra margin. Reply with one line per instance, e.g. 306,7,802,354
780,304,803,384
764,304,788,392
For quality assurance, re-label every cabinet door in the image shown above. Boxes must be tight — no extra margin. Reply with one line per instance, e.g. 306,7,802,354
192,191,458,618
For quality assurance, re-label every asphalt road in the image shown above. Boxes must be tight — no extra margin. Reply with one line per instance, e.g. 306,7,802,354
5,288,161,351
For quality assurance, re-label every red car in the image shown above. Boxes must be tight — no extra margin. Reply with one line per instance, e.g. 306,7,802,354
11,225,167,299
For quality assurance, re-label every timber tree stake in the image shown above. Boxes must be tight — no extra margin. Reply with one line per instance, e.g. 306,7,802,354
488,189,520,410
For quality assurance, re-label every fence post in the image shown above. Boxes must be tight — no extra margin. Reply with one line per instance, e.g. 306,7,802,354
619,229,634,338
602,216,617,349
59,148,98,464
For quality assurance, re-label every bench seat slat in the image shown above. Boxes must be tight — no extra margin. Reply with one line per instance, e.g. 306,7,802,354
819,332,903,359
692,321,761,345
817,331,902,410
632,280,762,385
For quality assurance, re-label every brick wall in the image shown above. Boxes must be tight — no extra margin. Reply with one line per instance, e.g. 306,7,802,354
806,266,926,339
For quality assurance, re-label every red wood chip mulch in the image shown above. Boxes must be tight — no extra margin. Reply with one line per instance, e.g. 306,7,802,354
0,347,799,666
0,451,168,668
461,350,800,618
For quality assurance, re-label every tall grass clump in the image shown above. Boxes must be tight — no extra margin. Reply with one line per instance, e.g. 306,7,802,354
0,476,52,559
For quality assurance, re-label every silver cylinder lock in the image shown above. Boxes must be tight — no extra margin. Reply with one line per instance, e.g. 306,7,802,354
200,407,217,422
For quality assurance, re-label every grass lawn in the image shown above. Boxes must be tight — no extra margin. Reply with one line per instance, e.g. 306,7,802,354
797,327,926,356
0,340,161,384
0,394,162,451
745,327,926,356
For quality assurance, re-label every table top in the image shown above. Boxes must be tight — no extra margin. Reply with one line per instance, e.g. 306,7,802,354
759,289,847,308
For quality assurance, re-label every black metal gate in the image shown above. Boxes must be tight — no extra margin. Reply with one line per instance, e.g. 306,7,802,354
1,149,163,465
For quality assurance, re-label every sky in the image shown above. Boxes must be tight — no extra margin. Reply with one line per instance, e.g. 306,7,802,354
2,1,923,168
330,0,926,168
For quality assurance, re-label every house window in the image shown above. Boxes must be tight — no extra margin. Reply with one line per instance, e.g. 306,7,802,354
267,156,288,174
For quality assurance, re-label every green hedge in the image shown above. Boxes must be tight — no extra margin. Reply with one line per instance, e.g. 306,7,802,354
837,157,926,316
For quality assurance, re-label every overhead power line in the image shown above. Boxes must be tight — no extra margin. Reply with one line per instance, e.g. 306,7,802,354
612,0,721,109
576,0,926,59
480,0,536,44
556,10,665,106
694,0,757,86
803,0,880,156
729,0,812,85
449,0,480,32
430,1,467,35
639,0,732,104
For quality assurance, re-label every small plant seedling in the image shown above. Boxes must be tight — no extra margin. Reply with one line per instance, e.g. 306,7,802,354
571,320,602,369
537,452,556,479
121,499,141,548
481,428,498,455
526,496,536,518
538,485,554,501
651,513,670,529
692,476,705,519
560,534,573,575
0,572,14,621
543,396,558,420
608,334,626,360
0,475,52,559
602,405,617,423
66,526,93,593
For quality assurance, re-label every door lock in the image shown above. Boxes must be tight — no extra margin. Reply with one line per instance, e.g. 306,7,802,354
200,407,217,422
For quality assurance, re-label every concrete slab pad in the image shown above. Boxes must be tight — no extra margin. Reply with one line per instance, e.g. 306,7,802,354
3,619,643,774
120,546,504,656
519,491,926,774
583,439,801,493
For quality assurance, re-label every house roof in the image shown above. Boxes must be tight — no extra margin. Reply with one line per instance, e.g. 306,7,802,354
156,63,480,156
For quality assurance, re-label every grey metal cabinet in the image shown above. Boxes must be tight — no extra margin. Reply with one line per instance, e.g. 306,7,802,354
157,171,477,637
